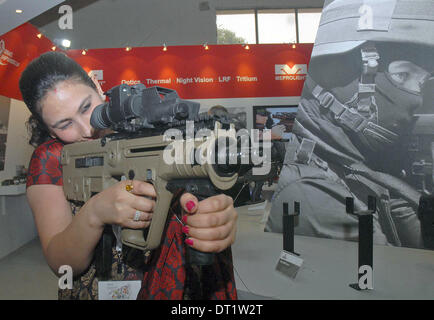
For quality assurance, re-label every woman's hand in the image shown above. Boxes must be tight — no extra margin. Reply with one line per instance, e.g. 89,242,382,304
86,179,156,230
179,193,238,253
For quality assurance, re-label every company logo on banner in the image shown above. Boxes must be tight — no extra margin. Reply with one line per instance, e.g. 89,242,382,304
89,69,106,85
275,64,307,81
89,69,104,80
0,39,20,67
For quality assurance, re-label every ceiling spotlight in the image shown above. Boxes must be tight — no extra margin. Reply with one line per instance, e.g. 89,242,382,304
37,33,42,39
203,43,209,50
163,43,167,52
62,39,71,48
82,49,87,55
244,44,250,50
15,9,23,14
125,46,132,52
51,46,56,51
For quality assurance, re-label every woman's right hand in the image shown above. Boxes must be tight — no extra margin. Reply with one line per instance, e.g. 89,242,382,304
86,179,157,230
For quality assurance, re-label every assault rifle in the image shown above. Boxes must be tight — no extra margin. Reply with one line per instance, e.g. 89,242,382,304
61,84,280,277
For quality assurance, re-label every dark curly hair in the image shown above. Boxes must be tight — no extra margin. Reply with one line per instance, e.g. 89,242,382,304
19,51,97,147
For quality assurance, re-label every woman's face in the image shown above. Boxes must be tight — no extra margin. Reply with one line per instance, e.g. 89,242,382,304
40,80,105,144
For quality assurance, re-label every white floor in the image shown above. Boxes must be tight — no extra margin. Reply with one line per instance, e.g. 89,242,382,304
0,238,58,300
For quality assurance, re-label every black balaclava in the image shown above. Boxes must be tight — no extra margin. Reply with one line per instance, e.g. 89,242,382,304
375,72,424,136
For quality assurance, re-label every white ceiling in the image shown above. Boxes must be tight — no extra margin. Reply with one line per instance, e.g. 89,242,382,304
1,0,325,48
0,0,65,36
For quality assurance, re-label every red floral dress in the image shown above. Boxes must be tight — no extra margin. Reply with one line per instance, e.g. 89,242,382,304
27,138,238,300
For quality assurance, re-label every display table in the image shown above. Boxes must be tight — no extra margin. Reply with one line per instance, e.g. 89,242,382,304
0,184,37,260
232,202,434,300
0,184,26,196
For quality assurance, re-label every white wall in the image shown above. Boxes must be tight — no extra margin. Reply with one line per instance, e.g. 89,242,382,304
0,98,36,260
1,98,33,181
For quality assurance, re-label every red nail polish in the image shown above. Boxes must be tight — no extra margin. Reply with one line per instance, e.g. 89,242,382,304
186,200,195,212
182,226,189,234
185,238,193,246
182,215,188,224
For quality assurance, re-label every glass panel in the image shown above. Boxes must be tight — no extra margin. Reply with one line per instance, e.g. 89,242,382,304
216,10,256,44
258,9,296,44
298,8,322,43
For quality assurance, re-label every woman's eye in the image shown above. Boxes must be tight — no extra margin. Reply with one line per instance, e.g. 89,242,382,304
81,103,91,113
59,122,72,130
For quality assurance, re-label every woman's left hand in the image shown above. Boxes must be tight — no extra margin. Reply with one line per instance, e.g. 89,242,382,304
179,193,237,253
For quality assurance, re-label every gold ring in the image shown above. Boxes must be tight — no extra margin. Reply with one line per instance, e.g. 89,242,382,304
125,182,134,193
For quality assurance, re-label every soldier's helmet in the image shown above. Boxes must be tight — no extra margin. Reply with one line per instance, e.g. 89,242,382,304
313,0,434,57
304,0,434,150
310,0,434,99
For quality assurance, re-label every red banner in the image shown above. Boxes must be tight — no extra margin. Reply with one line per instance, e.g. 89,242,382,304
0,22,312,101
0,23,56,101
67,44,312,99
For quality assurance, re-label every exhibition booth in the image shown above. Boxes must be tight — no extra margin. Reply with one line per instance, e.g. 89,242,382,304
0,0,434,302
